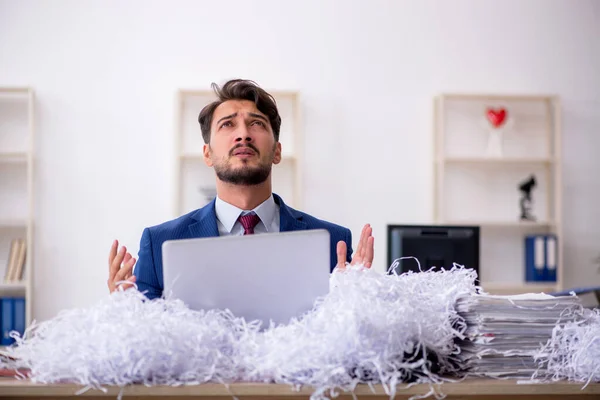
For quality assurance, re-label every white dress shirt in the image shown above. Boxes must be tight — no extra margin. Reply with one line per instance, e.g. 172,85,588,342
215,195,280,236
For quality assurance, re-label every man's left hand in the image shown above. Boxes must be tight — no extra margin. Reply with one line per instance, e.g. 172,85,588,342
336,223,374,270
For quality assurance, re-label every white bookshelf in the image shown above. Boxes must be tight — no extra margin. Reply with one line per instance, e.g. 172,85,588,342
174,89,302,217
433,93,562,295
0,87,35,335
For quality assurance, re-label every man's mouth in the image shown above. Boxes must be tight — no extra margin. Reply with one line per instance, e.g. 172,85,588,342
232,146,257,157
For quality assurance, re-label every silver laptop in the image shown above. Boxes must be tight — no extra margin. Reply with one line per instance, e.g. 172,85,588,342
161,229,331,327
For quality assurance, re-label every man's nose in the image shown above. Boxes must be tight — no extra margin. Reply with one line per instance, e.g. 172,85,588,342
234,124,253,142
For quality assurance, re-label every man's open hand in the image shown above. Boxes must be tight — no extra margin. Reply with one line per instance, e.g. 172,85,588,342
107,240,137,293
336,223,374,270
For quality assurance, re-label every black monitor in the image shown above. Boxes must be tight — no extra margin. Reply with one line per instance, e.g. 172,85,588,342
386,224,480,280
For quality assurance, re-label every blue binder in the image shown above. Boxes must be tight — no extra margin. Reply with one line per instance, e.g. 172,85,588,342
525,234,558,282
0,298,14,346
13,297,26,340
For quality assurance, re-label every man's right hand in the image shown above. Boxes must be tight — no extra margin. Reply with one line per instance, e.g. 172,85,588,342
336,223,374,271
107,239,137,293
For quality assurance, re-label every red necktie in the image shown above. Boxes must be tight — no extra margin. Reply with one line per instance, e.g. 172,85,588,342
238,212,261,235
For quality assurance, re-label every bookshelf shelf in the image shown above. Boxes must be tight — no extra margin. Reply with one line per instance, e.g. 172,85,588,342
0,220,28,229
174,88,302,217
0,152,28,163
443,220,556,228
442,157,554,165
0,87,34,337
438,93,554,102
0,282,26,293
433,93,562,294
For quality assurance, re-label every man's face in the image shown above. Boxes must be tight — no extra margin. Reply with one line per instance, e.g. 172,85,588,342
203,99,282,185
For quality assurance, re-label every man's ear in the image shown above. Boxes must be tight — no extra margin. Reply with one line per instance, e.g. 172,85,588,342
203,143,213,167
273,142,282,164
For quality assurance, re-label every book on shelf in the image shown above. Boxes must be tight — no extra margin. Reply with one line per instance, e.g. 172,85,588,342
3,238,26,283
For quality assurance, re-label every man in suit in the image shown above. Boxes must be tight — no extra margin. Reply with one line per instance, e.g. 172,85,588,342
107,79,374,298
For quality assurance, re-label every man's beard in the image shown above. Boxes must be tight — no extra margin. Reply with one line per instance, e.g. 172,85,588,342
212,144,274,186
214,161,272,185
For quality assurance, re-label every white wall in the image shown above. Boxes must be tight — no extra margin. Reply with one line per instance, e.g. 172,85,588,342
0,0,598,321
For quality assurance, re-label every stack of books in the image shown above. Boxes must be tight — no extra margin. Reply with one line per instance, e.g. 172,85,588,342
4,238,26,283
455,292,582,378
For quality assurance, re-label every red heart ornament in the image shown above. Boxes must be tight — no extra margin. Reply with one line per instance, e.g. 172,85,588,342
486,108,507,128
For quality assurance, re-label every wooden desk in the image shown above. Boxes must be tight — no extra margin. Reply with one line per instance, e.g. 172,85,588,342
0,378,599,399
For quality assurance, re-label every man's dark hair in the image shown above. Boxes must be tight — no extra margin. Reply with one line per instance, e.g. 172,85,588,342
198,79,282,144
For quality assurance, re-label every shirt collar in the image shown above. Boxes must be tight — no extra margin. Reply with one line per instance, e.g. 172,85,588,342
215,194,278,233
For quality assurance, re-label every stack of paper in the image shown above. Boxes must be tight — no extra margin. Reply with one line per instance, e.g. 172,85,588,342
455,292,583,378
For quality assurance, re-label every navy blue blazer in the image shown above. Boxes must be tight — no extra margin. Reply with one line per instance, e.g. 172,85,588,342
133,193,353,300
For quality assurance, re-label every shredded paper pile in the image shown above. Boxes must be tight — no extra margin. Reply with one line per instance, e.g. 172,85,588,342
1,264,599,399
535,306,600,386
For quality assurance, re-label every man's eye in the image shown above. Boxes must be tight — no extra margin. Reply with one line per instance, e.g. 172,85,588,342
251,120,265,127
221,121,233,128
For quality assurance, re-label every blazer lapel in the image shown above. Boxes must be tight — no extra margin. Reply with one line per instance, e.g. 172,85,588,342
274,193,308,232
188,199,220,238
